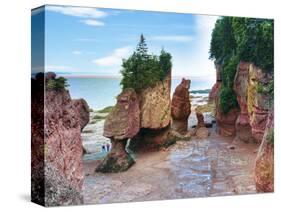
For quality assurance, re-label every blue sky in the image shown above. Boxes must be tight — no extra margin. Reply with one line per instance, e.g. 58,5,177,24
32,5,218,80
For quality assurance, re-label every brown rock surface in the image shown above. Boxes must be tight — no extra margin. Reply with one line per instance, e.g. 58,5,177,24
32,73,86,206
248,64,272,142
216,107,239,137
209,82,221,103
72,98,90,131
171,78,191,134
233,62,255,142
103,88,140,140
128,126,173,152
196,110,205,128
129,73,173,152
255,109,274,192
96,89,140,172
138,72,171,129
95,139,135,173
44,89,84,197
209,63,222,103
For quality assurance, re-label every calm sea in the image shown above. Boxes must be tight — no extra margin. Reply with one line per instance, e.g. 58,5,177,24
66,77,214,110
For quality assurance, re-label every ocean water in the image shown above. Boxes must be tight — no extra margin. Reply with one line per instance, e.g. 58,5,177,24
66,77,214,110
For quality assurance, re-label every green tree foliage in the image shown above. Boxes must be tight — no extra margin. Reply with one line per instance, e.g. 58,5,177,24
159,49,172,80
46,77,69,91
210,16,273,114
120,34,172,92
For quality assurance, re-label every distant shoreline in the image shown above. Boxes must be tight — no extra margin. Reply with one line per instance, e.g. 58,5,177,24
62,74,215,81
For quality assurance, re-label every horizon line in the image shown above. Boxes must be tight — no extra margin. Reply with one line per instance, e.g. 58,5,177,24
58,74,215,80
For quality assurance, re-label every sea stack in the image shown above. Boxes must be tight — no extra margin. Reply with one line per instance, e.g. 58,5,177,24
171,78,191,135
95,88,140,173
128,72,173,152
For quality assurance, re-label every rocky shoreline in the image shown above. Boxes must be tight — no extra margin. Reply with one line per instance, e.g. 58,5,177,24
81,91,213,161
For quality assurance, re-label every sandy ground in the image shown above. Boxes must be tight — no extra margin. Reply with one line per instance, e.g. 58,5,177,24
81,94,258,204
82,118,258,204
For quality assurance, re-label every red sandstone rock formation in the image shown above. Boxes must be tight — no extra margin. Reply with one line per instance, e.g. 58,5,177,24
96,89,140,172
216,106,239,137
209,63,239,137
193,110,209,139
32,73,88,206
255,109,274,192
73,99,90,131
209,82,221,103
196,110,205,128
209,63,222,103
248,64,273,142
233,62,255,142
139,71,171,129
129,72,173,152
171,78,191,135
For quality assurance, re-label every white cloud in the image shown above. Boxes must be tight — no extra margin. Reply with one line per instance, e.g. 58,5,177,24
170,15,218,80
93,46,132,67
72,50,82,55
81,19,105,26
46,6,107,18
150,35,193,42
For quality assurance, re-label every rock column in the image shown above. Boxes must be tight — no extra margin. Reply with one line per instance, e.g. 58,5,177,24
171,78,191,135
96,88,140,173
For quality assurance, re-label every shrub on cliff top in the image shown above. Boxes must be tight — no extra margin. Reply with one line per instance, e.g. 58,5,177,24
210,17,273,72
46,77,69,91
120,34,172,92
209,16,273,114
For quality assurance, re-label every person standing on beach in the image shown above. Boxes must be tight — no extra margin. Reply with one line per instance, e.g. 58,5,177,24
106,143,110,152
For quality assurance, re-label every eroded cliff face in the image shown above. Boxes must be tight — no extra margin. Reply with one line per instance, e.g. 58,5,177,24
233,62,254,142
255,109,274,192
210,61,274,192
129,72,172,152
232,62,272,143
248,64,273,142
139,71,171,129
32,73,89,206
212,62,273,142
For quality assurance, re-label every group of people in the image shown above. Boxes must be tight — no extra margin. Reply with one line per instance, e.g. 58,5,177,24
101,143,111,152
